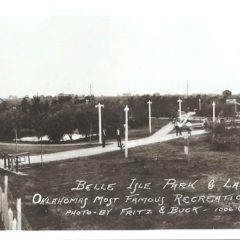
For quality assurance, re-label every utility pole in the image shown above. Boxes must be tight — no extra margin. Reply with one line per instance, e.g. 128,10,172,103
147,100,152,133
212,101,216,125
177,98,182,119
124,105,129,158
95,103,104,144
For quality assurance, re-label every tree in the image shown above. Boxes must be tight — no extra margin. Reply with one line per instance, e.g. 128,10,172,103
222,104,235,117
58,108,76,141
75,104,98,139
31,96,41,115
43,111,69,142
102,100,123,136
20,97,31,113
57,95,73,104
222,90,232,99
0,99,7,112
0,111,15,140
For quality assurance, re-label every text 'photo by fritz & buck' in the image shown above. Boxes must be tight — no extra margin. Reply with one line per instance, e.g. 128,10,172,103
0,0,240,239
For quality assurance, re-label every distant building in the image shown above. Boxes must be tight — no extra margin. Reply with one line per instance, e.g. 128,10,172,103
7,95,18,100
45,96,53,101
226,95,240,106
39,95,45,101
227,95,240,100
57,93,70,97
122,93,131,97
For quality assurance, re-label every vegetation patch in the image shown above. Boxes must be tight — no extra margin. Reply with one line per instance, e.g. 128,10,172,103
2,135,240,230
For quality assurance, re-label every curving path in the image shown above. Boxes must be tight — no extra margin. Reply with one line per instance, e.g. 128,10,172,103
0,112,207,167
30,126,206,164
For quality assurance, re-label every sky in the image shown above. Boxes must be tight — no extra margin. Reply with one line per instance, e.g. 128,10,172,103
0,0,240,98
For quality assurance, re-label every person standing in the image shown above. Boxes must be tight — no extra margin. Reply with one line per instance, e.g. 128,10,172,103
102,128,106,147
177,121,183,136
186,121,192,136
116,127,122,147
174,120,180,136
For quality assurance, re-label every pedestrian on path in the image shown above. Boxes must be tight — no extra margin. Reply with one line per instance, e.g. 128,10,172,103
174,120,182,136
102,128,106,147
174,120,179,136
116,127,122,147
178,121,182,136
186,121,192,136
25,121,206,164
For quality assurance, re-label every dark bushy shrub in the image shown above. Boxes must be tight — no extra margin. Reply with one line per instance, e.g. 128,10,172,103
19,128,37,138
211,123,240,151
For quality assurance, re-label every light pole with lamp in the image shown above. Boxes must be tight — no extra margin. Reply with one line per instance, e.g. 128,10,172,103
147,100,152,133
95,103,104,144
212,101,216,125
177,98,182,120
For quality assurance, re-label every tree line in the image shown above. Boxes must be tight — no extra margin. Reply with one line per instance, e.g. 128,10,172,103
0,91,235,142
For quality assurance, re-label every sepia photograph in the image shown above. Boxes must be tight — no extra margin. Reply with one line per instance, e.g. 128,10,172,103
0,0,240,239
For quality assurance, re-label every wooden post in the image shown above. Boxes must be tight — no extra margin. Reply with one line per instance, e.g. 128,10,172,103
1,193,4,222
95,103,104,144
3,193,8,228
15,129,18,155
17,198,21,230
40,137,43,167
4,176,8,200
124,105,129,158
28,152,31,166
4,153,6,169
16,156,19,172
12,218,17,230
7,155,10,170
1,193,3,218
0,179,22,231
4,176,8,228
0,187,2,215
89,122,93,142
8,208,13,230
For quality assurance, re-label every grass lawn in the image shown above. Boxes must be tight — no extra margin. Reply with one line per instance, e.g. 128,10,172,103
2,133,240,230
0,143,101,156
128,118,170,140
